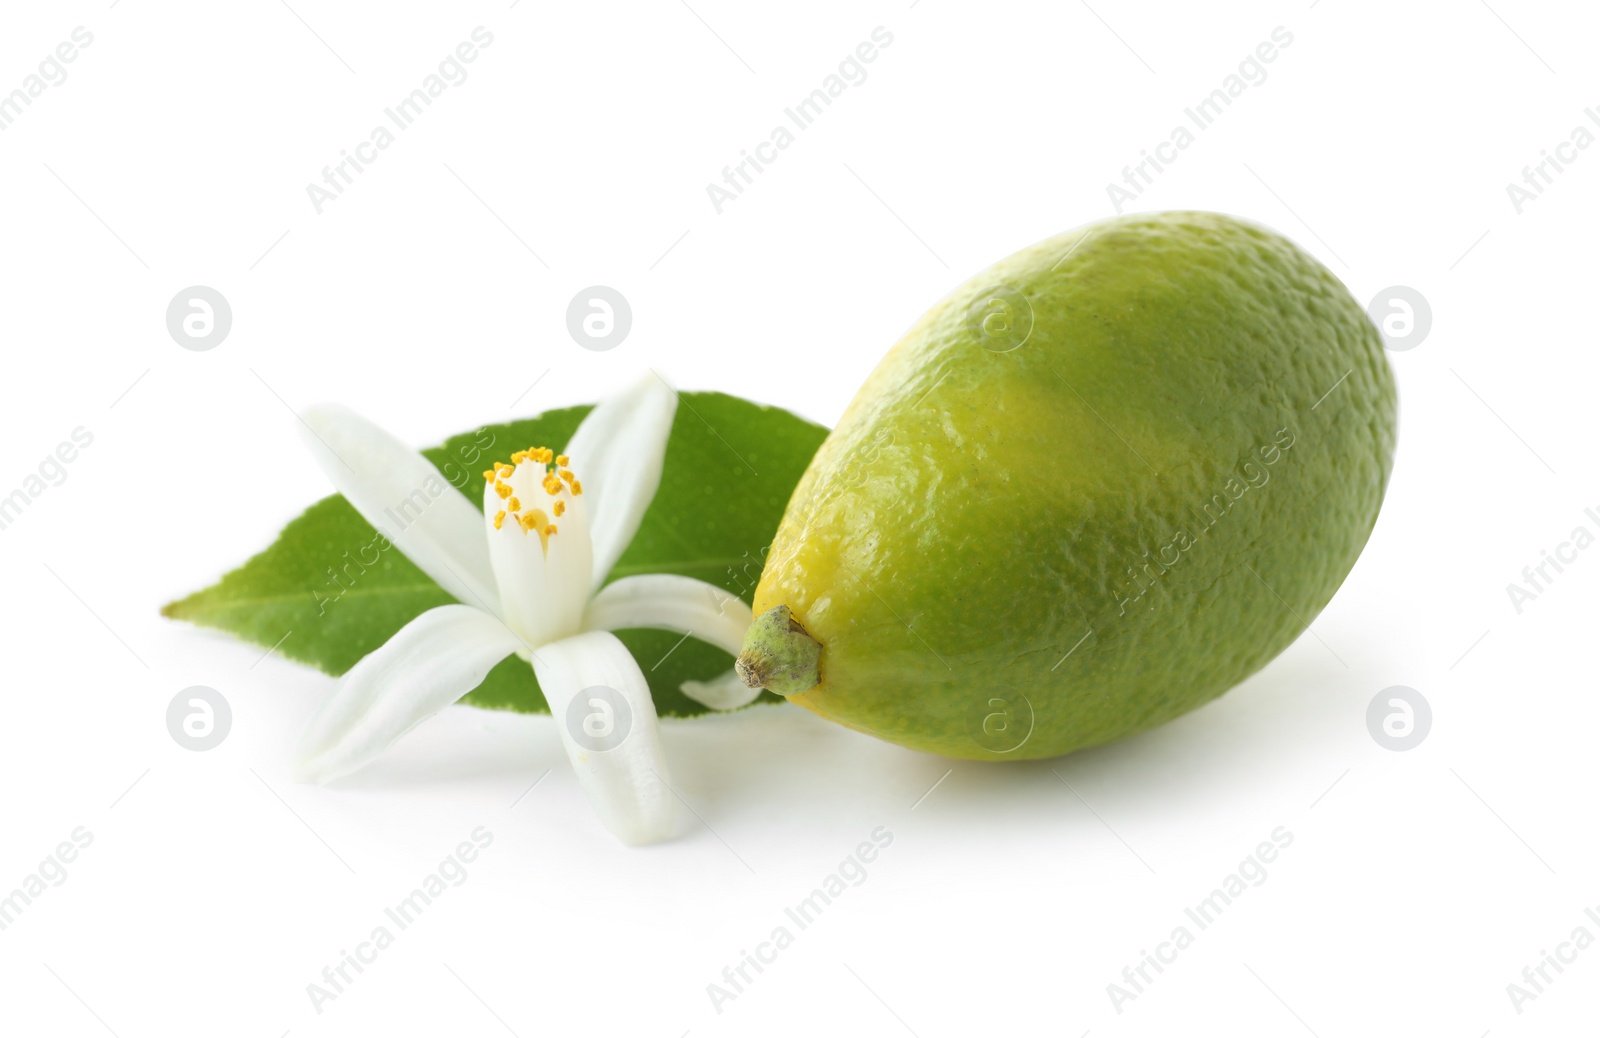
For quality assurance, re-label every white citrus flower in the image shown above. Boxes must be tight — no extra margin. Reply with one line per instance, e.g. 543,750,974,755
291,376,757,844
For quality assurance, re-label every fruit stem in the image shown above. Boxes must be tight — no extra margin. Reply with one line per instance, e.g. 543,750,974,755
735,605,821,695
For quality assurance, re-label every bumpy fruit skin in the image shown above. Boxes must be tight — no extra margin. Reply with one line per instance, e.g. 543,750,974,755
754,211,1397,760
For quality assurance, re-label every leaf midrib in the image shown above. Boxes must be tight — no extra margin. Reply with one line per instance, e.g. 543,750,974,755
172,558,753,609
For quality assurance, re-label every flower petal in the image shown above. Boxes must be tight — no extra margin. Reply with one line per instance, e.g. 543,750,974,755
679,668,762,711
561,375,677,589
300,404,499,613
532,630,677,844
483,456,592,646
582,574,753,656
293,605,522,784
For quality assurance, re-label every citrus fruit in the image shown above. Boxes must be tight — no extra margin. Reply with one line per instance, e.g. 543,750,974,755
737,211,1397,760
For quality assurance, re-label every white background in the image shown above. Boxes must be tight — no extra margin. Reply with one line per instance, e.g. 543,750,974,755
0,0,1595,1034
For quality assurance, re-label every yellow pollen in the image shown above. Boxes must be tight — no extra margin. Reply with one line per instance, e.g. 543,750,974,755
494,481,512,500
553,500,565,517
506,445,582,502
482,469,496,481
508,497,521,511
493,510,506,529
510,507,555,549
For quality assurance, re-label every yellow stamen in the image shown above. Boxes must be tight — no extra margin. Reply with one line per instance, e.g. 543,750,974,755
510,508,556,550
494,481,513,500
508,497,521,511
503,445,584,510
553,500,565,517
482,469,496,482
493,510,506,529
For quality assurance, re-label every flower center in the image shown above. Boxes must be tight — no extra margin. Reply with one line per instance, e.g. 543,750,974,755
482,447,584,551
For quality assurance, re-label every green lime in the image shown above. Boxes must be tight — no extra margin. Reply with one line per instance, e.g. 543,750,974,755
740,211,1397,760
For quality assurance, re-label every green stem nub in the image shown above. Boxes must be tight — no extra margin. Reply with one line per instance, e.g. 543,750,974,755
735,605,821,695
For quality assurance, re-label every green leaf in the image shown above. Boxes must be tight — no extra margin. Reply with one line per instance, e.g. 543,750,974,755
163,392,826,718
